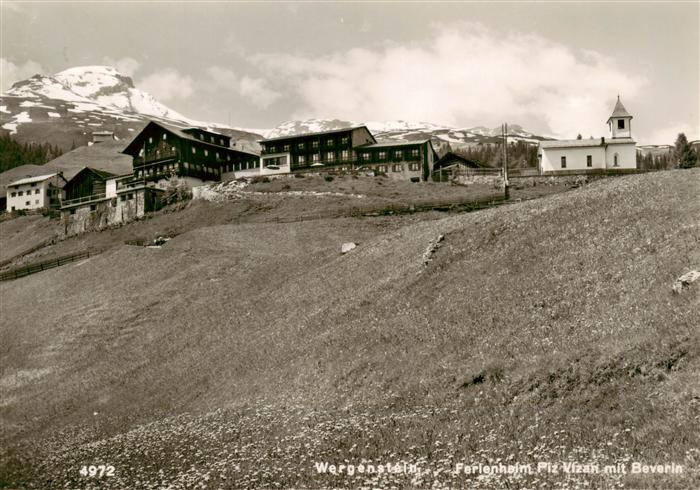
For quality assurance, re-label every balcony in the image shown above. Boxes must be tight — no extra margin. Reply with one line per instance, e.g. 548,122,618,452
134,147,179,166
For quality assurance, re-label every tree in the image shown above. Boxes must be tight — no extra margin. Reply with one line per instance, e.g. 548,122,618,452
674,133,697,169
576,134,582,140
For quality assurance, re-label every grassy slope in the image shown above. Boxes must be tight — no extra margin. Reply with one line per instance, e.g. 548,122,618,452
0,170,698,488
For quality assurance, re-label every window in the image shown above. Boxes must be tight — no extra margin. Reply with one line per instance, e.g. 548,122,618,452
10,192,16,197
35,200,40,205
163,134,167,140
18,191,23,196
341,150,349,161
312,153,320,162
614,153,619,167
127,193,134,200
149,137,153,143
220,138,224,145
341,137,349,145
395,150,403,159
204,149,209,156
617,119,625,129
31,183,36,187
312,141,319,149
35,189,40,194
216,152,220,159
378,151,387,160
411,149,419,158
561,156,567,168
298,142,305,150
90,204,96,211
25,201,30,206
327,152,335,162
361,153,370,161
268,145,276,153
326,139,334,147
410,163,420,171
392,164,403,172
283,145,290,152
378,165,387,173
298,155,306,165
587,155,592,167
69,208,75,214
192,147,196,154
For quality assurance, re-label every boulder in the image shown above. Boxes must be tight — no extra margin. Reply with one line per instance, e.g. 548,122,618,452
672,270,700,294
341,242,357,254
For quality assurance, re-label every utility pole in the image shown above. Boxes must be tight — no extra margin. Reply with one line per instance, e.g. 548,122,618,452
502,123,510,200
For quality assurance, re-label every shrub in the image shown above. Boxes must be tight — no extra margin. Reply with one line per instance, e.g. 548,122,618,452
324,175,334,182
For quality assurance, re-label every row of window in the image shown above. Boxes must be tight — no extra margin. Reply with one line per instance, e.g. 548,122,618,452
223,160,260,173
560,154,619,169
148,133,228,147
265,136,351,154
10,188,41,197
361,148,420,161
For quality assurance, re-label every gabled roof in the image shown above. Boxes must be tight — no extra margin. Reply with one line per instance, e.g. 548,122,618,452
607,96,632,122
121,120,235,155
260,125,372,143
64,166,117,186
434,152,483,169
7,173,61,187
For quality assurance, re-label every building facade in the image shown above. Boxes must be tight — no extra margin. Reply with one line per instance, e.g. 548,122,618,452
6,173,66,212
259,126,438,181
121,121,260,186
539,96,637,174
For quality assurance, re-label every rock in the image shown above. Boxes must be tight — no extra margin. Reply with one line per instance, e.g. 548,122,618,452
672,270,700,294
341,242,357,254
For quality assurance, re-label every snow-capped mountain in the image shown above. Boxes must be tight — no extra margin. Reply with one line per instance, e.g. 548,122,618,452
0,65,263,151
265,118,550,153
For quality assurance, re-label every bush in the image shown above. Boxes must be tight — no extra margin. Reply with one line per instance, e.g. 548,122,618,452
324,175,334,182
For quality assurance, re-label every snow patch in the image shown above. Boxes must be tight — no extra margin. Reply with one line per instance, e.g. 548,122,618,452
47,112,61,118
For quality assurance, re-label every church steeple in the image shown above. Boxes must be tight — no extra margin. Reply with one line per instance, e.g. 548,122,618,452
607,95,633,139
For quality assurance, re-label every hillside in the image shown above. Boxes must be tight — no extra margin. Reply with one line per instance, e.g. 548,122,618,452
0,170,699,488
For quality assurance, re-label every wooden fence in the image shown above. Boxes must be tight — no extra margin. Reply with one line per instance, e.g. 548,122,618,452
0,250,94,282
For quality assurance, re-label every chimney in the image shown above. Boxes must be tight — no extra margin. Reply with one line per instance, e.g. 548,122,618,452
92,131,115,144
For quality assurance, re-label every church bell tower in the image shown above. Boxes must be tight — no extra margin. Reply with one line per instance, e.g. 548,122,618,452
607,95,633,139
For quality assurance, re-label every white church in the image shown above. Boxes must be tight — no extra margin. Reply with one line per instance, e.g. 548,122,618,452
538,96,637,174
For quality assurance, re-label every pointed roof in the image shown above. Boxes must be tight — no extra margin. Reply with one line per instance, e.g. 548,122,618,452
607,95,632,122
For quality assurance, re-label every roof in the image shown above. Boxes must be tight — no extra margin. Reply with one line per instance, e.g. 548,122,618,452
260,125,371,143
7,173,60,187
0,140,133,196
607,96,632,121
540,137,635,150
122,120,237,155
359,139,431,149
434,152,483,169
64,166,118,186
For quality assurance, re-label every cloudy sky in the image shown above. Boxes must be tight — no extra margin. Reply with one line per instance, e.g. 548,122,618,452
1,1,698,143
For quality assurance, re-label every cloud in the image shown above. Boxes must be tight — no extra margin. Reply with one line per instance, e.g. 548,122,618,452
103,57,141,77
251,23,647,137
644,122,699,146
1,58,45,91
138,68,194,101
206,66,281,109
238,76,281,109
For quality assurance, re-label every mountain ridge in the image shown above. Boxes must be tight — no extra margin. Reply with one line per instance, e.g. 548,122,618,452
2,66,550,156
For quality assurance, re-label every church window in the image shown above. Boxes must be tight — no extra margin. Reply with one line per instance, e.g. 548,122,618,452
560,156,567,168
617,120,625,130
614,153,619,167
587,155,592,167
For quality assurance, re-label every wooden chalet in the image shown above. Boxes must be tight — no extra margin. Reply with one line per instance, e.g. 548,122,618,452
62,167,117,207
121,121,260,184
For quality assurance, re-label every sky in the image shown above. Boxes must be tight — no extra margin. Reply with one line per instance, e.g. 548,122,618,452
1,1,698,144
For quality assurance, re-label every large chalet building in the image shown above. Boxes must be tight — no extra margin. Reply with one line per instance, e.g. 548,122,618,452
121,121,260,185
258,126,438,181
